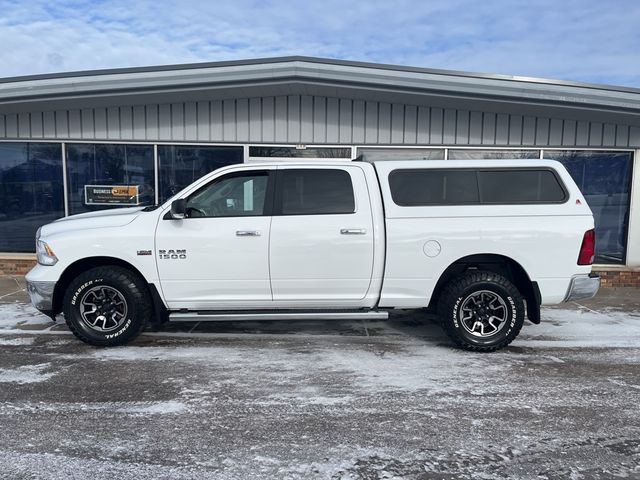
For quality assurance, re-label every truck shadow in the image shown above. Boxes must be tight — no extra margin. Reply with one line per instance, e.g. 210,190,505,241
152,309,448,342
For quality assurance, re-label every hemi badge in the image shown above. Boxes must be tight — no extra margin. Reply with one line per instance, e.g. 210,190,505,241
137,250,152,256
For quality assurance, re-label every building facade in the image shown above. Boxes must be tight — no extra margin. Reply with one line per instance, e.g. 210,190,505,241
0,57,638,280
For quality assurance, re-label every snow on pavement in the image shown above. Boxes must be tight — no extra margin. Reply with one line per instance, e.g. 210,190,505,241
0,303,53,331
1,301,639,346
1,300,639,478
0,363,57,384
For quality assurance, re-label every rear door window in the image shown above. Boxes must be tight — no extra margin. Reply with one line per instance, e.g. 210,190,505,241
277,169,355,215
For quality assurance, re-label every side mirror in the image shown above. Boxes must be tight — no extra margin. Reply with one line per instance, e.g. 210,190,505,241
170,199,186,219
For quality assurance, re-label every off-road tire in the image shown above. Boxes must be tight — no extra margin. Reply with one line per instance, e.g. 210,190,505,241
63,266,151,346
437,270,525,352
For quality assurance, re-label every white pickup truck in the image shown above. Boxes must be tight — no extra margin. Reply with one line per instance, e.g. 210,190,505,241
26,159,600,351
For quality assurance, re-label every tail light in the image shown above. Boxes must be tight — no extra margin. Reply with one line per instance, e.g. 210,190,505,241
577,229,596,265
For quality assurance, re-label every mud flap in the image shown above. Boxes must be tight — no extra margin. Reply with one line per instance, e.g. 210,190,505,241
527,282,542,324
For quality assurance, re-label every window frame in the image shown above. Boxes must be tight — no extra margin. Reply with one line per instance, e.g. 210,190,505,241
388,167,569,207
178,169,276,219
273,168,357,216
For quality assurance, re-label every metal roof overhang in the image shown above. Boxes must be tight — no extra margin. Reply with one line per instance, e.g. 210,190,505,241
1,56,639,126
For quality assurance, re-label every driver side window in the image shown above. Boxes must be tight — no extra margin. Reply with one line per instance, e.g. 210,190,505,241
185,171,269,218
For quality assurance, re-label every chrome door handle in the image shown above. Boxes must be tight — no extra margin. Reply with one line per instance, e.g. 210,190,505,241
340,228,367,235
236,230,261,237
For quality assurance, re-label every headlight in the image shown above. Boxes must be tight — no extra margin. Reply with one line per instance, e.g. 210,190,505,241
36,240,58,266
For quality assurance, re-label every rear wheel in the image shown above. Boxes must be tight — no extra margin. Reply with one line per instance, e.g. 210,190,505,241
63,266,151,346
437,270,525,352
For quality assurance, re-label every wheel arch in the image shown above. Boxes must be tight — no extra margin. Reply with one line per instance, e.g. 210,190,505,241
429,253,541,324
52,256,166,324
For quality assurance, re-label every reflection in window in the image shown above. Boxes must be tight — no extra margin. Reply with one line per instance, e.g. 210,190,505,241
544,150,633,264
357,148,445,161
448,149,540,160
66,144,155,215
249,146,351,158
0,143,64,252
158,145,243,203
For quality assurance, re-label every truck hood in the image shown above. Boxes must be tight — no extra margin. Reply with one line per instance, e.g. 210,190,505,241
40,206,147,238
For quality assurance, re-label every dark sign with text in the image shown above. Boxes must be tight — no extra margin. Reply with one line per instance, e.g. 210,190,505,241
84,185,140,206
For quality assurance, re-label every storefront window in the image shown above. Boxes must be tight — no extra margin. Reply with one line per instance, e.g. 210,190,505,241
249,146,351,158
0,143,64,252
448,149,540,159
544,150,633,264
157,145,243,203
66,144,155,215
2,141,634,265
356,148,445,161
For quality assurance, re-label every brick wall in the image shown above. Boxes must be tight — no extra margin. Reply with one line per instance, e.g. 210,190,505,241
0,258,37,276
1,257,639,287
596,269,640,288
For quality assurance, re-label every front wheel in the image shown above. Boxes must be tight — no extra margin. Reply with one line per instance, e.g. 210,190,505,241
63,266,151,346
437,270,525,352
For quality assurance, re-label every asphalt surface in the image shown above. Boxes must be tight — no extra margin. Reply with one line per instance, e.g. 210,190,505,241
0,275,639,479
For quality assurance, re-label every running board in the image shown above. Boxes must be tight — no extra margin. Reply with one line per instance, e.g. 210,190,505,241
168,311,389,322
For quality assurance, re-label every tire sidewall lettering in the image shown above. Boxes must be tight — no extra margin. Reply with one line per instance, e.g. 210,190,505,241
71,278,104,306
452,296,463,328
504,295,517,336
105,318,132,339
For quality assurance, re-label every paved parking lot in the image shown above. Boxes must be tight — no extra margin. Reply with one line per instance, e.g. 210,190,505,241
1,275,639,479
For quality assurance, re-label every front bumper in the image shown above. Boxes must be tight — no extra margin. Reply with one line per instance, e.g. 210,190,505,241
564,273,600,302
26,280,56,313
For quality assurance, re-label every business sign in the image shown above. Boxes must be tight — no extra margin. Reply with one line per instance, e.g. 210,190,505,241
84,185,140,206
